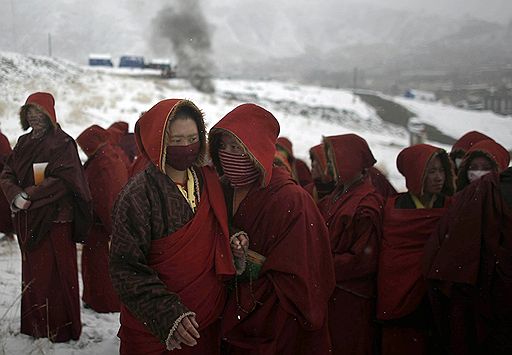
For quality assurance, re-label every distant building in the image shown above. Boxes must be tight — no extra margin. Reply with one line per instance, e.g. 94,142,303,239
483,88,512,116
88,54,113,67
119,55,145,69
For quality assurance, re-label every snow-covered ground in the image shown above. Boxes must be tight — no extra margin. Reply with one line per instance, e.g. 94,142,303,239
0,51,511,354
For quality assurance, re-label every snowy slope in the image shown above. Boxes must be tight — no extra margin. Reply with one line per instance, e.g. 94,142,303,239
0,52,511,354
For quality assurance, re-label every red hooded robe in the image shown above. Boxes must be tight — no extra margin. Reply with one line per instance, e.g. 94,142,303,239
210,104,335,355
377,144,455,355
0,92,92,342
77,125,129,312
317,133,383,355
276,137,313,187
424,143,512,354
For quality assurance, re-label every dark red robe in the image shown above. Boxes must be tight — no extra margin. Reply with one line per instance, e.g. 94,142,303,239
424,169,512,354
276,137,313,187
0,131,13,234
210,104,335,355
0,92,92,342
318,133,383,355
107,126,132,170
77,125,129,312
378,144,455,355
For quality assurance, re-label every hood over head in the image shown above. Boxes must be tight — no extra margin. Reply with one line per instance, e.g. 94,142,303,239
397,144,455,196
20,92,58,130
76,125,110,158
451,131,493,156
109,121,129,135
276,137,294,161
135,99,206,173
323,134,376,184
209,103,280,188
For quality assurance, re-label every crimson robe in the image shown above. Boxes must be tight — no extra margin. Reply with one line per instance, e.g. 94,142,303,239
221,168,335,355
0,131,13,234
80,140,128,312
368,166,397,200
424,170,512,354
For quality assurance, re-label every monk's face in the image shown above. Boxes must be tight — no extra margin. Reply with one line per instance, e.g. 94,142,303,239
167,118,199,147
423,156,445,195
218,133,245,155
26,107,49,135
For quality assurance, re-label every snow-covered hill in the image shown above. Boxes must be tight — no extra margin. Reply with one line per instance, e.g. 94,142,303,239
0,51,511,354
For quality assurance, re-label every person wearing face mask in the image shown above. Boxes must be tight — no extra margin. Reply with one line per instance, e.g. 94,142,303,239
0,92,93,342
209,104,335,355
76,125,128,313
304,143,335,203
424,142,511,355
449,131,493,175
377,144,455,355
455,139,510,191
316,134,384,355
109,99,239,354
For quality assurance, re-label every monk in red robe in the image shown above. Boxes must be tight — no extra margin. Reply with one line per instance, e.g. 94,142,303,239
424,165,512,354
377,144,455,355
107,124,132,170
77,125,129,313
0,92,92,342
209,103,335,355
304,143,335,202
455,139,510,191
0,130,13,239
109,99,238,354
317,134,384,355
276,136,314,187
109,121,137,163
449,130,493,173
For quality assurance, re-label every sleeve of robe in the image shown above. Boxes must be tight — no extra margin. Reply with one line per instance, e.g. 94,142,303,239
332,206,381,283
0,163,24,204
24,177,70,210
109,177,191,343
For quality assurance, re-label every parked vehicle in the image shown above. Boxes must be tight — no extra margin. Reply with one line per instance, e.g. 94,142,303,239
88,54,113,67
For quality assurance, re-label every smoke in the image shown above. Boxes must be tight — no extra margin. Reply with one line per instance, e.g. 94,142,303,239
152,1,215,93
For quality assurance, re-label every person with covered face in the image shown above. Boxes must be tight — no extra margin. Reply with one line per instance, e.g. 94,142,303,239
424,145,512,354
304,143,335,202
449,130,493,174
109,99,238,354
76,125,129,313
317,134,383,355
0,92,92,342
209,104,335,355
0,129,14,241
455,139,510,191
377,144,455,355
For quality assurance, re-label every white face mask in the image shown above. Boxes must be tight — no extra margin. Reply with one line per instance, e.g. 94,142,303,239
467,170,490,183
455,158,463,168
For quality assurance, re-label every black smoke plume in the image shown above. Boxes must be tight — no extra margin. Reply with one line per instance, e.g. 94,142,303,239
153,1,215,93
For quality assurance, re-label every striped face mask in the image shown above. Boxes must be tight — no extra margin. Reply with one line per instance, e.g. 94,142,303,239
218,149,260,187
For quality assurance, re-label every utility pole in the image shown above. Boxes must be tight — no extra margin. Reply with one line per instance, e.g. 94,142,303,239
48,33,52,57
353,67,358,103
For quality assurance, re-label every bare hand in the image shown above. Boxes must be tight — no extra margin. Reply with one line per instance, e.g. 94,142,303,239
231,232,249,258
174,315,200,347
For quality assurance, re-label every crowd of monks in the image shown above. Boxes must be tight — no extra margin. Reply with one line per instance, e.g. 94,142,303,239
0,92,511,355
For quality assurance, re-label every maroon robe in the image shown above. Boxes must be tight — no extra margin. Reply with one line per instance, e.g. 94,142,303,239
210,104,335,355
378,144,455,355
107,126,132,170
0,92,92,342
0,131,13,234
318,133,383,355
424,170,512,354
276,137,313,187
77,125,129,312
110,99,235,354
